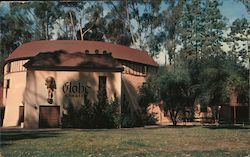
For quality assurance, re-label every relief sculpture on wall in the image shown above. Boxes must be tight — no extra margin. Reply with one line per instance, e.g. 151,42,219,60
45,76,57,104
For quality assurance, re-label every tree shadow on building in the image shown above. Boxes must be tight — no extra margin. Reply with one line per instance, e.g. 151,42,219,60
61,72,121,129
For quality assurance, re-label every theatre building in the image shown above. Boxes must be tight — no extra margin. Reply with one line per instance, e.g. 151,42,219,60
2,40,158,128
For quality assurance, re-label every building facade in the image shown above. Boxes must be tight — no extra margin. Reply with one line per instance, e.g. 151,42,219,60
2,40,158,128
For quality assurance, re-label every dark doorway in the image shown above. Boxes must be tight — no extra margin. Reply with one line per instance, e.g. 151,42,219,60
18,106,24,125
99,76,107,96
39,106,60,128
0,106,5,126
231,106,249,124
220,106,249,124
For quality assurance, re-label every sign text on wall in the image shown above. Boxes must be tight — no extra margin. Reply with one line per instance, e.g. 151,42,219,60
62,82,90,97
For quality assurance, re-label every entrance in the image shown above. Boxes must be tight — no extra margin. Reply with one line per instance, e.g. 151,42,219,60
231,106,249,124
39,106,60,128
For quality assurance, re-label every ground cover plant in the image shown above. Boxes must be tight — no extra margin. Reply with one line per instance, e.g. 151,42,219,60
0,126,249,157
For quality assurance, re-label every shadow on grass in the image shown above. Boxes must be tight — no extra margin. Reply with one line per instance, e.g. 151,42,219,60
203,125,249,130
0,130,62,147
145,124,250,130
144,124,196,130
61,128,119,132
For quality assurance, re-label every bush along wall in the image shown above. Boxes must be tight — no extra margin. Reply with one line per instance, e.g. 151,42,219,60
62,90,120,129
120,98,157,128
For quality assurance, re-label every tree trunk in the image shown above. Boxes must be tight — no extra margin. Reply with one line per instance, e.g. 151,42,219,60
69,12,76,40
45,11,49,40
170,110,179,126
79,18,83,40
125,0,136,45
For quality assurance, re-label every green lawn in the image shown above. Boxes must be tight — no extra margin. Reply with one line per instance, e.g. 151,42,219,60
0,126,250,157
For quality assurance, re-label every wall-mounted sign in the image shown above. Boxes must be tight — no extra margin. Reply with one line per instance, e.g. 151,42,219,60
62,81,90,97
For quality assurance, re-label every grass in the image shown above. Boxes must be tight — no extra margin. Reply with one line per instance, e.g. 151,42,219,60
0,126,250,157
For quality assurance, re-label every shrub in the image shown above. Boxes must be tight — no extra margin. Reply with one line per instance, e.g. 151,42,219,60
62,90,120,129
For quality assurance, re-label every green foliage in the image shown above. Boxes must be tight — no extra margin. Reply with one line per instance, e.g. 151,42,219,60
139,75,161,105
120,104,134,128
76,3,107,41
31,2,62,40
0,3,33,55
226,18,249,64
138,65,195,125
177,0,226,59
120,75,159,128
121,98,156,128
160,65,194,125
120,102,142,128
105,0,164,57
140,52,249,125
197,55,249,107
160,66,192,106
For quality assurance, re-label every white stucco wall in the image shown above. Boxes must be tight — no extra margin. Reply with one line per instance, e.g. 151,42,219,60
3,60,28,127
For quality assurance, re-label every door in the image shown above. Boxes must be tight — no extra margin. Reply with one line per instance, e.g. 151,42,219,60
39,106,60,128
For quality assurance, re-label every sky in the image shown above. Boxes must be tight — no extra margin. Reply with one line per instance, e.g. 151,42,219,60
219,0,249,24
0,2,9,16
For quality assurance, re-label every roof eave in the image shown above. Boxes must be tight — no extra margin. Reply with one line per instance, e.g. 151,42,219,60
24,66,124,72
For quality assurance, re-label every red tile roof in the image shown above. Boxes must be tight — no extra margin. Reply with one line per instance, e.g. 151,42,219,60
6,40,158,67
24,51,124,72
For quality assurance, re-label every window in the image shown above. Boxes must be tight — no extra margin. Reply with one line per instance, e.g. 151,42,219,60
99,76,107,97
143,66,147,75
4,79,10,89
6,63,11,73
131,64,134,74
4,79,10,98
140,65,143,75
136,64,139,75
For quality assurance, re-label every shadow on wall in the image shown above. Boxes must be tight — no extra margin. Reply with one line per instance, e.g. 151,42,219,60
0,86,4,126
61,71,120,128
61,72,99,111
62,72,117,103
121,74,159,127
0,106,4,127
23,70,49,128
0,130,62,147
76,55,119,103
122,74,144,115
60,71,117,111
0,86,3,106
